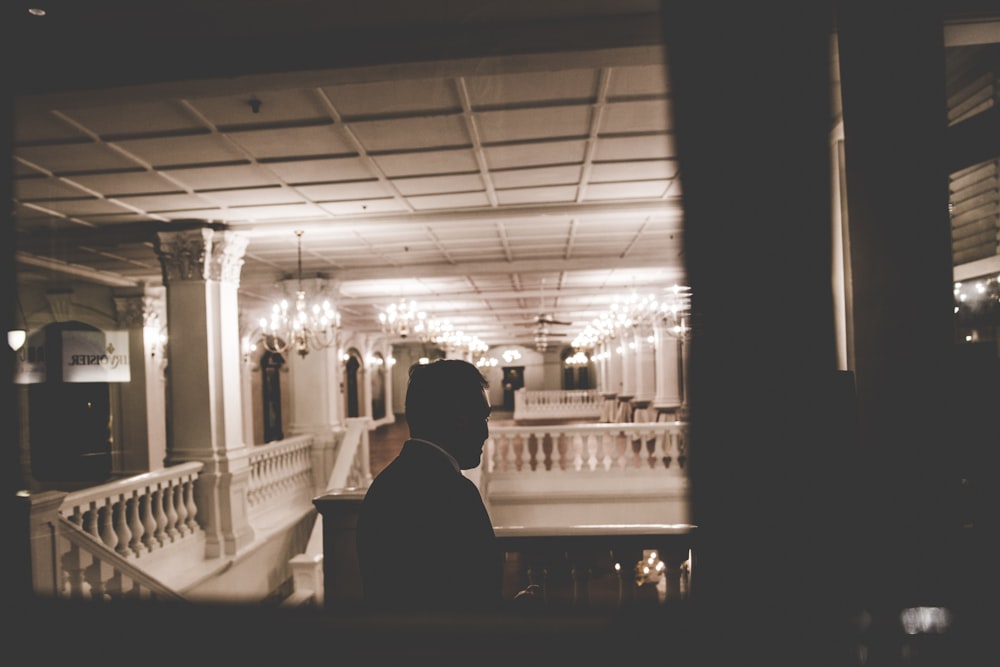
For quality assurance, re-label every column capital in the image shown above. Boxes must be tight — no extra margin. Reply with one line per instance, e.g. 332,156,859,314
155,227,248,286
113,293,165,329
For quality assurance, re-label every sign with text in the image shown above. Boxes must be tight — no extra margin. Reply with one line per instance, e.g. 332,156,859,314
61,330,131,383
13,330,47,384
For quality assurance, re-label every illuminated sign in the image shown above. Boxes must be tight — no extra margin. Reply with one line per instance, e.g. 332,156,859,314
62,330,131,382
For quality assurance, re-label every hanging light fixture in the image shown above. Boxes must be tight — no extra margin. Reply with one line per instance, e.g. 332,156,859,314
259,230,340,358
378,298,428,339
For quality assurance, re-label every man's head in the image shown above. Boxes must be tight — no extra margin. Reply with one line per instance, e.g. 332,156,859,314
405,359,491,469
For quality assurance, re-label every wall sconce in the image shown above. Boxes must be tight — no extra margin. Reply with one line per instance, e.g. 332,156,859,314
145,326,167,358
7,330,27,352
241,337,257,364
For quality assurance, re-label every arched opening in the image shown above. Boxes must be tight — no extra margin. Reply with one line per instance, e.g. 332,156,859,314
345,351,362,418
261,351,286,442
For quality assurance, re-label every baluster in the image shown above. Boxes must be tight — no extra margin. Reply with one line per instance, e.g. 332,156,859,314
69,505,84,529
104,568,125,599
661,429,674,469
248,460,261,506
173,483,189,537
554,432,568,471
527,432,540,472
613,429,629,470
585,433,599,471
127,491,145,556
97,499,118,553
647,429,660,468
540,432,553,472
571,434,584,471
152,485,168,546
164,482,180,542
111,495,131,557
84,502,100,539
140,491,158,552
60,540,87,598
184,477,199,533
84,556,112,601
503,435,517,473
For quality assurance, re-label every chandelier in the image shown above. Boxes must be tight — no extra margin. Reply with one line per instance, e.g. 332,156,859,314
259,230,341,358
378,298,429,339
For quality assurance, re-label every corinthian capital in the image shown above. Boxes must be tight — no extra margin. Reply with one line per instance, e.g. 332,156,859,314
155,228,248,285
114,294,164,329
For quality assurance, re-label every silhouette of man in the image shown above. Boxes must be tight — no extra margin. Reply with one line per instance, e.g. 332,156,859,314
356,359,503,611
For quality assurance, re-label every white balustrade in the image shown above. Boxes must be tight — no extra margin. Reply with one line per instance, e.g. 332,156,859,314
247,435,315,512
485,422,688,474
513,389,603,422
61,462,204,561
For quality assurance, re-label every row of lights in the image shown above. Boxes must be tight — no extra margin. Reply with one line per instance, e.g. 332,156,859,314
572,284,692,351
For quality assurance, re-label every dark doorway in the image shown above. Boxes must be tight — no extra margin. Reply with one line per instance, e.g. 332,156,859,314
501,366,524,411
346,354,361,418
261,351,285,442
28,321,112,482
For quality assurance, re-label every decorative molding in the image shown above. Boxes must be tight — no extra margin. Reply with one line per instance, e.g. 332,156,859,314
113,295,163,329
45,289,74,322
155,228,248,285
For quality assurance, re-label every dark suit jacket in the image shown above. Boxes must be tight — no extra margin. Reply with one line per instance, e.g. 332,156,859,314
356,439,503,612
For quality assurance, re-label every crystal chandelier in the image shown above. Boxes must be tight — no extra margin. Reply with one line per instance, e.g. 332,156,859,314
259,230,340,358
378,298,428,339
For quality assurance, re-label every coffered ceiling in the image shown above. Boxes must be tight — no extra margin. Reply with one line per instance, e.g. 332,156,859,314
9,1,684,350
9,2,997,350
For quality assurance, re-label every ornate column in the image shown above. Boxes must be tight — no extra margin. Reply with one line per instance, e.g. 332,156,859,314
632,327,656,422
601,338,622,422
112,288,168,474
154,227,254,557
652,317,682,418
616,334,634,422
285,306,347,491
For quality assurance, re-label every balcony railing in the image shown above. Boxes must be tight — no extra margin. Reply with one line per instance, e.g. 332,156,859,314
513,389,603,422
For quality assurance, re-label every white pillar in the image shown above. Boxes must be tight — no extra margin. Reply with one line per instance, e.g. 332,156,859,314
653,318,682,411
616,334,634,421
632,327,656,421
112,289,168,474
155,227,254,558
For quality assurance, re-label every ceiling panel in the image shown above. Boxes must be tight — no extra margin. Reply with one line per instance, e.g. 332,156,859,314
59,101,205,136
226,124,353,159
351,115,470,152
476,106,592,144
324,79,463,117
465,70,599,106
483,139,587,169
113,134,248,168
162,164,282,189
263,156,376,183
15,143,143,173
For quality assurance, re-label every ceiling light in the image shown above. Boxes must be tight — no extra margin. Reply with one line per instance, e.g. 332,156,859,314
258,230,340,358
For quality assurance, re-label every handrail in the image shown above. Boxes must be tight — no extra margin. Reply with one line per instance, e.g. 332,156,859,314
56,515,187,601
325,418,371,492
